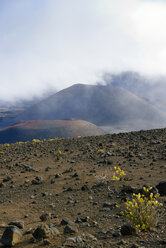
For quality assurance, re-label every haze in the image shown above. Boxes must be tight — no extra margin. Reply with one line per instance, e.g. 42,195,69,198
0,0,166,101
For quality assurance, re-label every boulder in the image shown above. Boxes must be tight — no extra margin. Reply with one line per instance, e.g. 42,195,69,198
1,226,23,246
156,181,166,196
33,224,59,240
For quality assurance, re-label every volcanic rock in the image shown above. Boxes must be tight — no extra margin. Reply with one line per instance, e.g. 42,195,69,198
1,226,23,246
156,181,166,196
120,224,137,236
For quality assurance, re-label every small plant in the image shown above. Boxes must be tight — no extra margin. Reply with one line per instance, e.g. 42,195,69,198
121,187,163,231
95,166,125,184
16,142,24,145
5,143,10,147
0,151,4,155
112,166,125,181
97,149,105,154
32,139,40,143
77,136,81,139
58,150,62,155
95,169,111,183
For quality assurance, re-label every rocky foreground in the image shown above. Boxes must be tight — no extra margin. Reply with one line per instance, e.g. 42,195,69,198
0,128,166,247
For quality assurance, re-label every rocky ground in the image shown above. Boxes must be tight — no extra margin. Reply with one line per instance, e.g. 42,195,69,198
0,128,166,247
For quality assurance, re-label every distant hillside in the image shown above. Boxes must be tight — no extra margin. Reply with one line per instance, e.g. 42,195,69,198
0,119,104,144
0,89,57,129
0,108,25,130
103,71,166,112
16,84,166,131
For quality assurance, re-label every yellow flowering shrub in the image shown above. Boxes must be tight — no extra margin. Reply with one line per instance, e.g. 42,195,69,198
97,149,105,154
112,166,125,181
121,187,163,231
5,144,10,147
32,139,40,143
16,142,24,145
58,150,62,155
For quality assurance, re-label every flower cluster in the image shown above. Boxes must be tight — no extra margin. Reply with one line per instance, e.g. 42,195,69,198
5,143,10,147
97,149,105,154
58,150,62,155
112,166,125,181
32,139,41,143
16,141,25,145
121,187,163,231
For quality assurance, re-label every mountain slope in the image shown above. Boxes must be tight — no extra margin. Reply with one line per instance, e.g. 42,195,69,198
16,84,166,131
103,71,166,112
0,119,104,144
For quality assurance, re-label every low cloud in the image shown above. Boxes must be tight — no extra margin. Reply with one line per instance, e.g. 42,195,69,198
0,0,166,101
101,71,166,112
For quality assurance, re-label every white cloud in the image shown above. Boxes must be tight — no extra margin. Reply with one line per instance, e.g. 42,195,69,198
0,0,166,101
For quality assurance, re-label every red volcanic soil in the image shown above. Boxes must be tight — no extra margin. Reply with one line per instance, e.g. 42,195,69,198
0,120,105,143
1,119,96,130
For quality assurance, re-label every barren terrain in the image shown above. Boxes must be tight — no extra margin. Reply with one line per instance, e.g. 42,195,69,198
0,128,166,247
0,120,104,144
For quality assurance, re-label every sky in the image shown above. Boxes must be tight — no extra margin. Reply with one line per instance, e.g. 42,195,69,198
0,0,166,102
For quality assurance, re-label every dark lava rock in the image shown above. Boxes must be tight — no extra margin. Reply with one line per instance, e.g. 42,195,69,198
103,202,116,209
40,213,52,221
156,181,166,196
120,224,136,236
64,224,78,234
32,176,43,185
71,172,78,178
8,221,24,229
91,182,105,190
120,185,138,194
75,216,89,223
160,240,166,245
81,185,89,191
112,232,120,237
107,159,113,165
43,239,51,245
55,173,61,178
50,178,55,184
130,244,140,248
61,218,74,226
66,187,73,192
1,226,23,246
3,176,12,182
0,182,4,188
33,224,51,239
